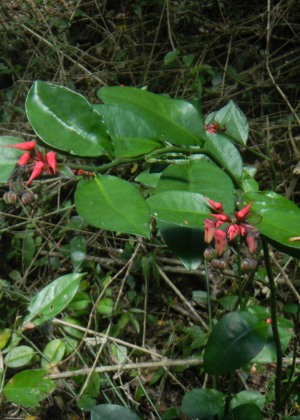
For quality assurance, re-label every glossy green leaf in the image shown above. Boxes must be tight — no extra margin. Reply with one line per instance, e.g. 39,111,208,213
246,191,300,258
203,312,268,374
229,390,265,411
252,324,292,364
135,164,166,188
62,316,84,339
4,369,55,408
75,175,150,238
181,388,225,418
41,339,66,370
91,404,141,420
94,104,163,157
205,100,249,145
70,235,86,272
78,372,100,410
156,160,235,213
0,136,24,182
26,81,112,157
23,272,85,326
147,191,209,227
164,49,180,65
204,132,243,182
98,86,204,146
225,404,263,420
4,345,35,368
157,220,204,270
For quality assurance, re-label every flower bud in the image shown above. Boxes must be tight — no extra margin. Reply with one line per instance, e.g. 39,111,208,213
203,247,216,261
241,258,257,272
3,191,18,204
215,229,228,256
21,191,35,205
211,258,227,270
4,141,36,151
204,219,216,244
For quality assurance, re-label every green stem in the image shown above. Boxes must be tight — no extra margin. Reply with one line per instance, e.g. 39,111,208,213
204,260,212,331
262,238,282,419
224,372,235,415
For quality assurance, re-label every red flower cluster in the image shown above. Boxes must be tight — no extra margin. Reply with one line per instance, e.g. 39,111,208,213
204,198,259,257
5,141,57,186
204,122,220,134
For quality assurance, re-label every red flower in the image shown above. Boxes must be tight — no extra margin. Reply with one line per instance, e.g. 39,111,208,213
204,198,259,256
204,122,219,134
25,161,45,186
5,141,37,151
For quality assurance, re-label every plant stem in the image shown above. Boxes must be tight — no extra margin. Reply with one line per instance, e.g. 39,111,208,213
262,238,282,419
204,260,212,331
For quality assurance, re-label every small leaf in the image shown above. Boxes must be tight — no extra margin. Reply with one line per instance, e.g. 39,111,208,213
181,388,225,418
164,49,180,65
70,235,87,271
96,297,114,316
4,369,55,408
23,273,85,326
203,312,268,374
157,220,204,270
4,346,35,368
205,100,249,145
41,339,66,371
75,175,150,238
0,136,24,182
224,403,263,420
229,390,265,411
0,329,11,350
91,404,141,420
26,81,113,157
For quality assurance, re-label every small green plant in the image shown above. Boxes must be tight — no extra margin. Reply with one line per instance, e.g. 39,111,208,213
0,81,299,419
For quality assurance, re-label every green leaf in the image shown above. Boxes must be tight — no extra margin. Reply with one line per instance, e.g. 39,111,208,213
0,136,24,182
41,339,66,371
67,291,91,311
70,235,86,272
205,100,249,145
26,81,112,157
164,49,180,65
135,165,165,188
4,369,55,408
75,175,150,238
246,191,300,258
203,312,268,374
23,272,85,326
0,328,11,350
91,404,141,420
94,104,163,158
147,191,209,227
229,390,265,411
224,403,263,420
4,345,35,368
156,160,235,213
181,388,225,418
204,132,243,182
98,86,204,146
96,297,114,316
156,220,204,270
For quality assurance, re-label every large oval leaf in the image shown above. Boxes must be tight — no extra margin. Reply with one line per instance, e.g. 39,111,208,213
147,191,210,227
91,404,141,420
225,404,263,420
98,86,204,146
0,136,24,182
26,81,113,157
246,191,300,258
204,132,243,183
23,272,85,327
75,175,150,238
4,369,55,408
181,388,225,418
156,159,235,213
203,312,268,374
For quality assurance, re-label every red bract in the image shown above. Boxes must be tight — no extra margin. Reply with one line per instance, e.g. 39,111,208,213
204,219,216,244
205,197,224,213
215,229,228,256
17,152,31,166
5,141,37,151
204,122,219,134
235,201,253,221
25,161,45,186
46,151,57,174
